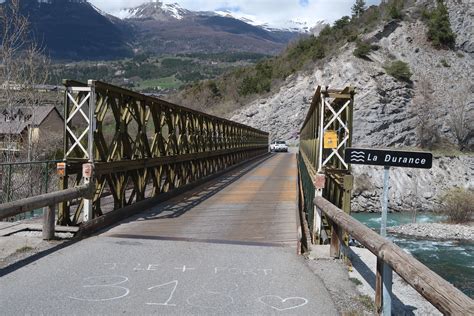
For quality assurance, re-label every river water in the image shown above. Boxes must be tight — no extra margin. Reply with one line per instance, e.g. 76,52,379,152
352,212,473,298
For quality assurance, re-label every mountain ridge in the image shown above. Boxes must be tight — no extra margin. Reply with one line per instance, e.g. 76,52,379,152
115,1,321,34
5,0,303,60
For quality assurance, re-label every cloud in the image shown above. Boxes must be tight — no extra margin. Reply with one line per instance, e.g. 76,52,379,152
299,0,309,7
89,0,382,25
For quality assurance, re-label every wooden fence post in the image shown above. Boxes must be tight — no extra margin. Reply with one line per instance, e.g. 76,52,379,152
375,258,383,313
330,223,341,258
43,204,55,240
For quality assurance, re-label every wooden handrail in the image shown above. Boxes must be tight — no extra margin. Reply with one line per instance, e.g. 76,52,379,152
0,184,93,240
314,196,474,315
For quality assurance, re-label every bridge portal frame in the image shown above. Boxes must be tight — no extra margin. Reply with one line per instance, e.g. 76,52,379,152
299,86,354,245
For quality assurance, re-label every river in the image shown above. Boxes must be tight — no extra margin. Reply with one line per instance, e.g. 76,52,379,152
352,212,473,298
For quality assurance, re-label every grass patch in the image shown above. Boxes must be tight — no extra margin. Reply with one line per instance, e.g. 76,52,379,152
350,277,363,286
357,294,375,311
16,246,33,253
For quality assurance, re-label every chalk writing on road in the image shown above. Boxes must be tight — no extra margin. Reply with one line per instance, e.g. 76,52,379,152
103,263,273,276
175,265,195,272
68,275,309,311
214,267,273,275
186,281,237,309
146,281,178,306
68,275,130,302
258,295,309,311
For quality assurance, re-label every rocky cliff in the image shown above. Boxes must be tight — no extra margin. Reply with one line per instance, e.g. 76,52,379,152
231,0,474,212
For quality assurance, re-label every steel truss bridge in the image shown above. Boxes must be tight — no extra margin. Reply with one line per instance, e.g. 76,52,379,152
60,80,268,227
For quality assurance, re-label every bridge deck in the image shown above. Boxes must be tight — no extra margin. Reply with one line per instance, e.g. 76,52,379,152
0,153,341,315
102,153,298,247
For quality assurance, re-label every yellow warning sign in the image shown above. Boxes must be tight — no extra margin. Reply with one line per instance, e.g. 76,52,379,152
324,130,338,149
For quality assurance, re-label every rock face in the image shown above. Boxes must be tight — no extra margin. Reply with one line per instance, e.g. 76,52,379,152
351,156,474,212
388,223,474,242
446,0,474,56
231,0,474,212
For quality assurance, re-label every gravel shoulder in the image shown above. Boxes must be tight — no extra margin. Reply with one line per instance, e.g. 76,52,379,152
387,222,474,242
0,230,74,270
347,246,441,315
307,245,376,315
308,245,443,315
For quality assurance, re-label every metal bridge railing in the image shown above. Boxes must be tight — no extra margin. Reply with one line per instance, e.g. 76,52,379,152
298,86,354,244
0,160,60,220
60,80,269,226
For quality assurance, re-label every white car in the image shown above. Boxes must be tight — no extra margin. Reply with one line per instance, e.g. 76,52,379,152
270,141,288,152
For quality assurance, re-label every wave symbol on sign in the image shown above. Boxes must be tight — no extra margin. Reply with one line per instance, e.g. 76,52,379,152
350,151,366,162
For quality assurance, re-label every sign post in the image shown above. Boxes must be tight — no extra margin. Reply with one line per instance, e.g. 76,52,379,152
344,147,433,315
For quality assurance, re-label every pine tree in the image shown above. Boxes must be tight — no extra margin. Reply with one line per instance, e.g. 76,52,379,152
351,0,366,18
426,0,456,49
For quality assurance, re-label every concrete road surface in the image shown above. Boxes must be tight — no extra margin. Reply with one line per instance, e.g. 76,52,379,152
1,237,337,315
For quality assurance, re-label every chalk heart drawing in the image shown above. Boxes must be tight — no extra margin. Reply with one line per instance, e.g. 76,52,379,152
258,295,308,311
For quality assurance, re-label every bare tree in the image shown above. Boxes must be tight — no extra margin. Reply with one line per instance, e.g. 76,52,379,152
448,83,474,151
0,0,50,163
0,0,54,206
411,77,439,149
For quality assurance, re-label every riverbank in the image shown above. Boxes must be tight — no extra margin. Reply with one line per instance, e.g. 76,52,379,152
388,222,474,242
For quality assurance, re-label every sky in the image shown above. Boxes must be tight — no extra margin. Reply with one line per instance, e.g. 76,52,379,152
90,0,381,27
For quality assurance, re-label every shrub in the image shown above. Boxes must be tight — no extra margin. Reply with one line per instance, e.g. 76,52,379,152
237,61,274,96
207,81,221,97
439,188,474,223
311,40,326,60
424,0,456,49
440,59,450,67
384,60,412,82
388,0,404,20
238,75,271,96
353,41,378,58
334,16,351,30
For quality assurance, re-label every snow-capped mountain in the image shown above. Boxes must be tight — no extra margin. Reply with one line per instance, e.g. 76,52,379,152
109,1,303,56
114,1,321,34
214,10,320,34
14,0,305,60
116,1,192,21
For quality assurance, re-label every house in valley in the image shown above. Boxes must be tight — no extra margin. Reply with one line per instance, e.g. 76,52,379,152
0,106,63,154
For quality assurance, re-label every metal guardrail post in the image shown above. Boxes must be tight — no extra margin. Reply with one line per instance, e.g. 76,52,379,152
377,166,393,315
82,163,94,222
